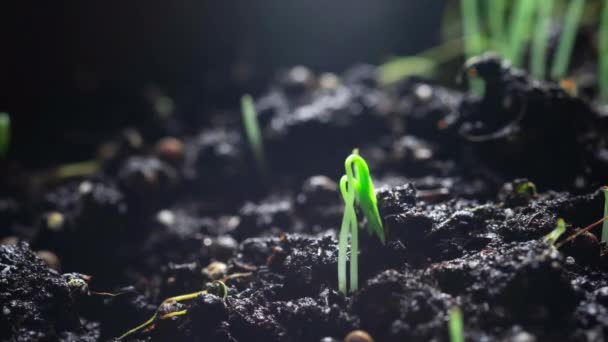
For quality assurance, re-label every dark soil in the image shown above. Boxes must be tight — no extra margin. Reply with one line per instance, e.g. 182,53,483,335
3,54,608,341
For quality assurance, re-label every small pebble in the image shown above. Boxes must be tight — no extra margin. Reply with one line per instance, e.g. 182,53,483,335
344,330,374,342
156,137,184,162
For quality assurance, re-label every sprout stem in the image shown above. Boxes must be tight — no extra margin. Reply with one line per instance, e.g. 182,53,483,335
0,113,9,158
600,0,608,102
241,94,268,177
531,1,554,79
551,0,585,79
488,0,507,55
602,187,608,243
508,0,538,67
448,306,464,342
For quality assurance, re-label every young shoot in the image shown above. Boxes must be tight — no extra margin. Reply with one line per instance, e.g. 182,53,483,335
600,0,608,102
461,0,485,96
487,0,507,55
602,187,608,243
337,149,384,294
448,306,464,342
507,0,538,67
0,112,10,158
240,94,268,176
461,0,483,58
530,1,554,79
117,281,228,340
550,0,585,80
544,218,566,245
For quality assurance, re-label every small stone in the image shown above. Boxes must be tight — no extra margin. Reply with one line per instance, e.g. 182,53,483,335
344,330,374,342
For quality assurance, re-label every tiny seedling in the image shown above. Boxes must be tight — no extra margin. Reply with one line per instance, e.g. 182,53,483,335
487,0,507,55
530,1,554,79
507,0,538,67
460,0,485,96
602,187,608,243
337,150,384,294
240,94,268,176
0,112,10,158
551,0,586,80
543,218,566,245
118,281,228,340
600,0,608,102
448,306,464,342
461,0,483,58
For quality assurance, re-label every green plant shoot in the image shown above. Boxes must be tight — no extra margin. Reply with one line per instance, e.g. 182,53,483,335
544,218,566,245
602,187,608,243
461,0,483,58
337,150,384,294
530,1,554,79
600,0,608,102
240,94,267,176
449,306,464,342
488,0,507,55
0,112,10,158
507,0,538,67
551,0,585,80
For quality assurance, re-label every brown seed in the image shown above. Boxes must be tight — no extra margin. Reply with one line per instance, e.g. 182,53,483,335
36,250,61,271
156,137,184,162
344,330,374,342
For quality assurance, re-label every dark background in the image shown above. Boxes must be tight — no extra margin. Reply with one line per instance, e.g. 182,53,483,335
0,0,446,166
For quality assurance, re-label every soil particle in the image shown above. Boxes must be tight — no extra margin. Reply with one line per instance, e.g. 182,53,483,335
0,242,98,341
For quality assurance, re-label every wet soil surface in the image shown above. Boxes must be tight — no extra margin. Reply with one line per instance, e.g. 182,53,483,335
3,55,608,341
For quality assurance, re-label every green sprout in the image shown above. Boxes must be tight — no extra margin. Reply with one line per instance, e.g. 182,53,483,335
461,0,485,96
448,306,464,342
602,187,608,243
337,150,384,294
488,0,507,55
507,0,538,67
543,218,567,245
461,0,483,58
530,1,555,79
0,112,10,158
240,94,268,176
551,0,586,80
600,0,608,102
117,281,228,340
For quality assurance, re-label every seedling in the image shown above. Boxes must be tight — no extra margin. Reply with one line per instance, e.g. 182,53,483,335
602,187,608,243
461,0,483,58
337,150,384,294
117,281,228,340
530,1,555,79
461,0,485,96
600,0,608,102
240,94,268,176
507,0,538,67
551,0,586,80
543,218,567,245
0,112,10,158
487,0,507,55
448,306,464,342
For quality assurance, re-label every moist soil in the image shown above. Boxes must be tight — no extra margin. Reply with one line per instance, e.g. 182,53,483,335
3,55,608,341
